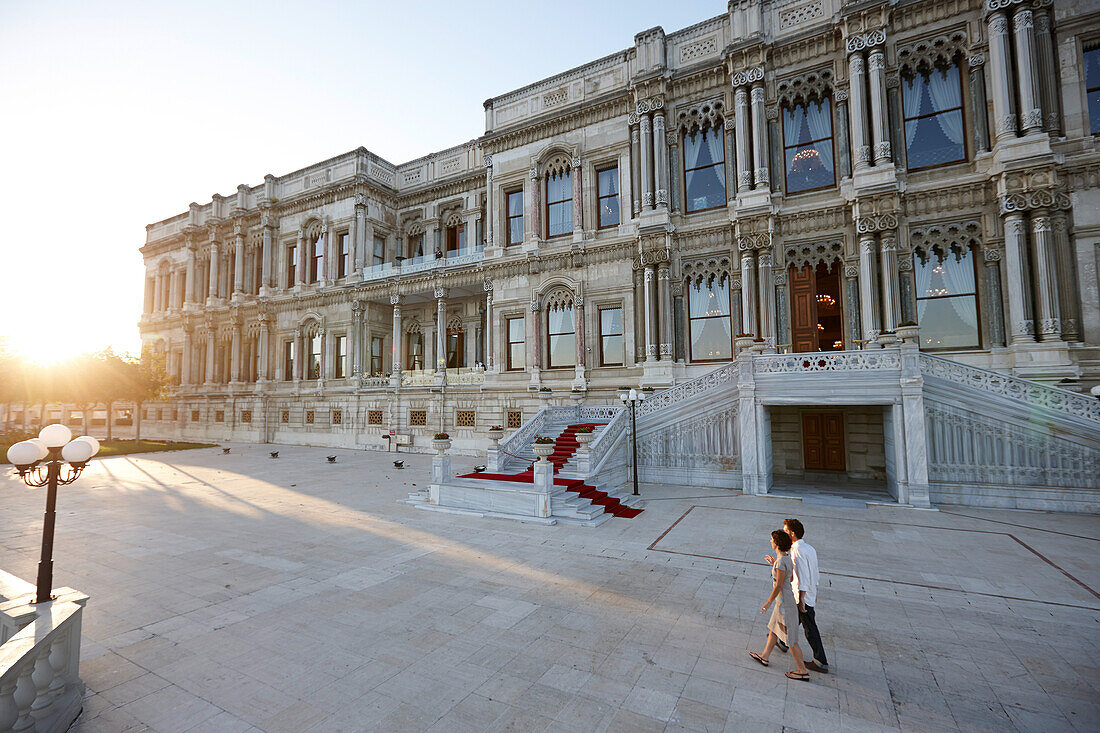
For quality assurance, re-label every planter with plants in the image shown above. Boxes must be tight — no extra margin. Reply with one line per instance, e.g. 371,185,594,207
574,425,595,447
488,425,504,441
532,436,557,460
432,432,451,453
896,322,920,342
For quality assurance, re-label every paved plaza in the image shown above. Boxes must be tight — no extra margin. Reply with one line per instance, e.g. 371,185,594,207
1,445,1097,732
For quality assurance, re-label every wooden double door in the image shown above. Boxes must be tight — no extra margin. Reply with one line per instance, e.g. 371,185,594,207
789,262,844,353
802,412,845,471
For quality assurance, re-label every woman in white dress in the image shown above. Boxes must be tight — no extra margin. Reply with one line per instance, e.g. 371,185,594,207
749,529,810,680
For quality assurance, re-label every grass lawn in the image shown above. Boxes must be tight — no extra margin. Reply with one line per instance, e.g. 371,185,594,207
2,439,217,464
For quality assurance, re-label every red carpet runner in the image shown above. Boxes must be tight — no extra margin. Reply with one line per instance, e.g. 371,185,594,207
459,423,642,519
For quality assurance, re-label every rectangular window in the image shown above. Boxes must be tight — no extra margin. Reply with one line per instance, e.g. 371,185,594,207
599,307,624,366
688,277,733,362
215,410,224,422
902,65,966,170
308,336,321,379
506,317,525,371
914,245,979,349
410,410,427,426
371,336,384,375
547,305,576,369
285,244,297,287
507,190,524,244
241,410,252,423
337,233,349,279
446,224,466,256
305,410,314,424
1084,45,1100,134
367,410,383,425
373,235,385,266
310,234,323,283
409,233,424,258
252,251,262,294
332,409,342,425
283,341,295,380
684,126,726,212
281,410,289,423
506,410,522,429
597,167,620,228
406,332,424,370
334,335,347,379
546,169,573,237
456,410,475,427
191,409,199,422
783,98,835,193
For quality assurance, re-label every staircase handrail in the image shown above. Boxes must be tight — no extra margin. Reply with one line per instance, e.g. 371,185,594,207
919,352,1100,424
635,360,739,418
498,406,552,466
587,407,629,477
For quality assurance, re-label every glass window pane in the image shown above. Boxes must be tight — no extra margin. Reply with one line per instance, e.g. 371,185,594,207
688,280,730,318
508,191,523,215
598,168,619,196
599,195,619,227
916,297,979,349
548,307,574,336
509,343,525,370
685,164,726,212
548,200,573,237
689,318,733,361
509,217,523,244
548,171,571,202
914,248,975,298
600,308,623,335
548,334,575,368
785,140,835,192
508,317,525,341
602,335,623,365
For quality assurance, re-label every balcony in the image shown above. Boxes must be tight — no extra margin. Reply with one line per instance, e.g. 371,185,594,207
361,246,485,283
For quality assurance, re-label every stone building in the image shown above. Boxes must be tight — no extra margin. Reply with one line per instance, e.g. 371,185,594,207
138,0,1100,510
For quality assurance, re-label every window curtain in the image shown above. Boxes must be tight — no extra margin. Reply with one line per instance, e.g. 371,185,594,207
705,126,723,165
903,77,922,149
806,101,834,173
684,131,704,170
784,106,805,145
914,248,977,326
927,68,964,146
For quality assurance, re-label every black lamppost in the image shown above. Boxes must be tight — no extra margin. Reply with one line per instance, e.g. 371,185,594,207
6,425,99,604
619,388,646,496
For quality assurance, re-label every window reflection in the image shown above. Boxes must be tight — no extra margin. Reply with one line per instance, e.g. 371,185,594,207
599,307,624,366
1086,46,1100,135
902,65,966,170
914,245,979,349
547,169,572,237
547,305,575,368
597,167,620,228
783,98,835,193
683,126,726,212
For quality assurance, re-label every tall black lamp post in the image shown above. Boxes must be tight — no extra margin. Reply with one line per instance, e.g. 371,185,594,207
7,425,100,604
619,388,646,496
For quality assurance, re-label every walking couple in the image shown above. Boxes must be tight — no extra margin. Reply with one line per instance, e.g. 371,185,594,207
748,518,829,681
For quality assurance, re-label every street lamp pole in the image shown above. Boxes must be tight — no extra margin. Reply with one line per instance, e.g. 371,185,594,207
7,425,99,604
619,388,646,496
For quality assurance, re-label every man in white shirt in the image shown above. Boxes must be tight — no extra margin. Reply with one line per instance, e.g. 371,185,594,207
784,518,829,673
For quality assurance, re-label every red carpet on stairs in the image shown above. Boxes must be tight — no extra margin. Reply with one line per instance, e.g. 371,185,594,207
458,422,643,519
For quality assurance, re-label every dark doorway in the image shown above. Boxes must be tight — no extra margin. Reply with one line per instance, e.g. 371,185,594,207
789,262,844,352
802,412,845,471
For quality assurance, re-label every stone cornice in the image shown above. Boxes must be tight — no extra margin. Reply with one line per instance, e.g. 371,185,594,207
480,94,632,155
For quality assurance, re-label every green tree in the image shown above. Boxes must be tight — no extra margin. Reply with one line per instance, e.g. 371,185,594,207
95,349,132,441
124,350,169,442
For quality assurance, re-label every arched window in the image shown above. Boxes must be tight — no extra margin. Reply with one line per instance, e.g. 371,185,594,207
782,97,835,193
902,63,966,170
309,233,324,283
683,125,725,212
546,165,572,237
546,293,575,369
913,244,978,349
687,275,732,362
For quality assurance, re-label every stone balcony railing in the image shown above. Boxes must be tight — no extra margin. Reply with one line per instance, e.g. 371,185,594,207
0,571,88,733
362,246,485,283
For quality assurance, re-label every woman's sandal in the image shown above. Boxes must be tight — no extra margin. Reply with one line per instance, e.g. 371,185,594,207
785,671,810,681
749,652,769,667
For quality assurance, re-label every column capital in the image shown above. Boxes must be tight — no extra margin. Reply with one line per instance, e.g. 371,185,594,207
846,28,887,55
434,287,448,300
390,293,401,305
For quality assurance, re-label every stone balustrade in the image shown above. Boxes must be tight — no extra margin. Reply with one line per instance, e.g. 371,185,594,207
0,571,87,733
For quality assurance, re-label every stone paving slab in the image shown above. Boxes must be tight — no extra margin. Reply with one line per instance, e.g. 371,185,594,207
1,443,1098,732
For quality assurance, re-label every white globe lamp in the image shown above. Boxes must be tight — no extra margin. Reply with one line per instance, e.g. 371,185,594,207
27,438,50,461
6,441,41,468
61,439,95,464
74,435,100,456
39,424,72,449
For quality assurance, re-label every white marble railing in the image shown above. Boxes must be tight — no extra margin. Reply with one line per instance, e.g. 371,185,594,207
754,349,902,373
446,369,485,386
0,572,87,733
920,353,1100,423
636,361,738,418
578,405,622,421
360,376,390,388
400,370,435,386
499,407,551,468
587,407,629,477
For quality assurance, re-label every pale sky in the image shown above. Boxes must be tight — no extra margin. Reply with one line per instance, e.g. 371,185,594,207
0,0,714,364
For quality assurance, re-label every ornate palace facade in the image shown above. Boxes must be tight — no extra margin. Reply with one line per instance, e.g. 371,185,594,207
139,0,1100,497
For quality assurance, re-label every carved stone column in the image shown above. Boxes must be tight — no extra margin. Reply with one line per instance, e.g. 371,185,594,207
968,54,990,153
653,111,669,208
1051,211,1080,342
352,197,366,275
204,334,216,385
1003,213,1035,343
527,168,541,241
207,241,220,301
1033,9,1060,133
574,296,586,384
757,250,776,345
260,218,274,293
296,229,307,285
317,225,329,286
1031,212,1061,341
987,11,1017,141
1012,8,1042,135
834,90,851,177
185,246,197,304
844,265,862,347
571,157,583,242
643,265,657,362
859,235,880,341
640,114,653,208
257,315,270,382
848,53,870,169
484,281,494,371
774,270,789,349
630,119,641,216
351,300,363,376
233,231,245,298
741,250,757,336
530,297,542,378
390,296,403,379
181,329,193,384
484,158,494,247
868,48,891,164
658,265,673,359
435,288,447,376
982,249,1006,347
750,84,769,188
880,234,900,331
230,325,242,382
734,87,752,192
668,130,682,212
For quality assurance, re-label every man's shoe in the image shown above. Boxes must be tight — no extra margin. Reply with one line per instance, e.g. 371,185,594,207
776,640,788,653
805,661,829,674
